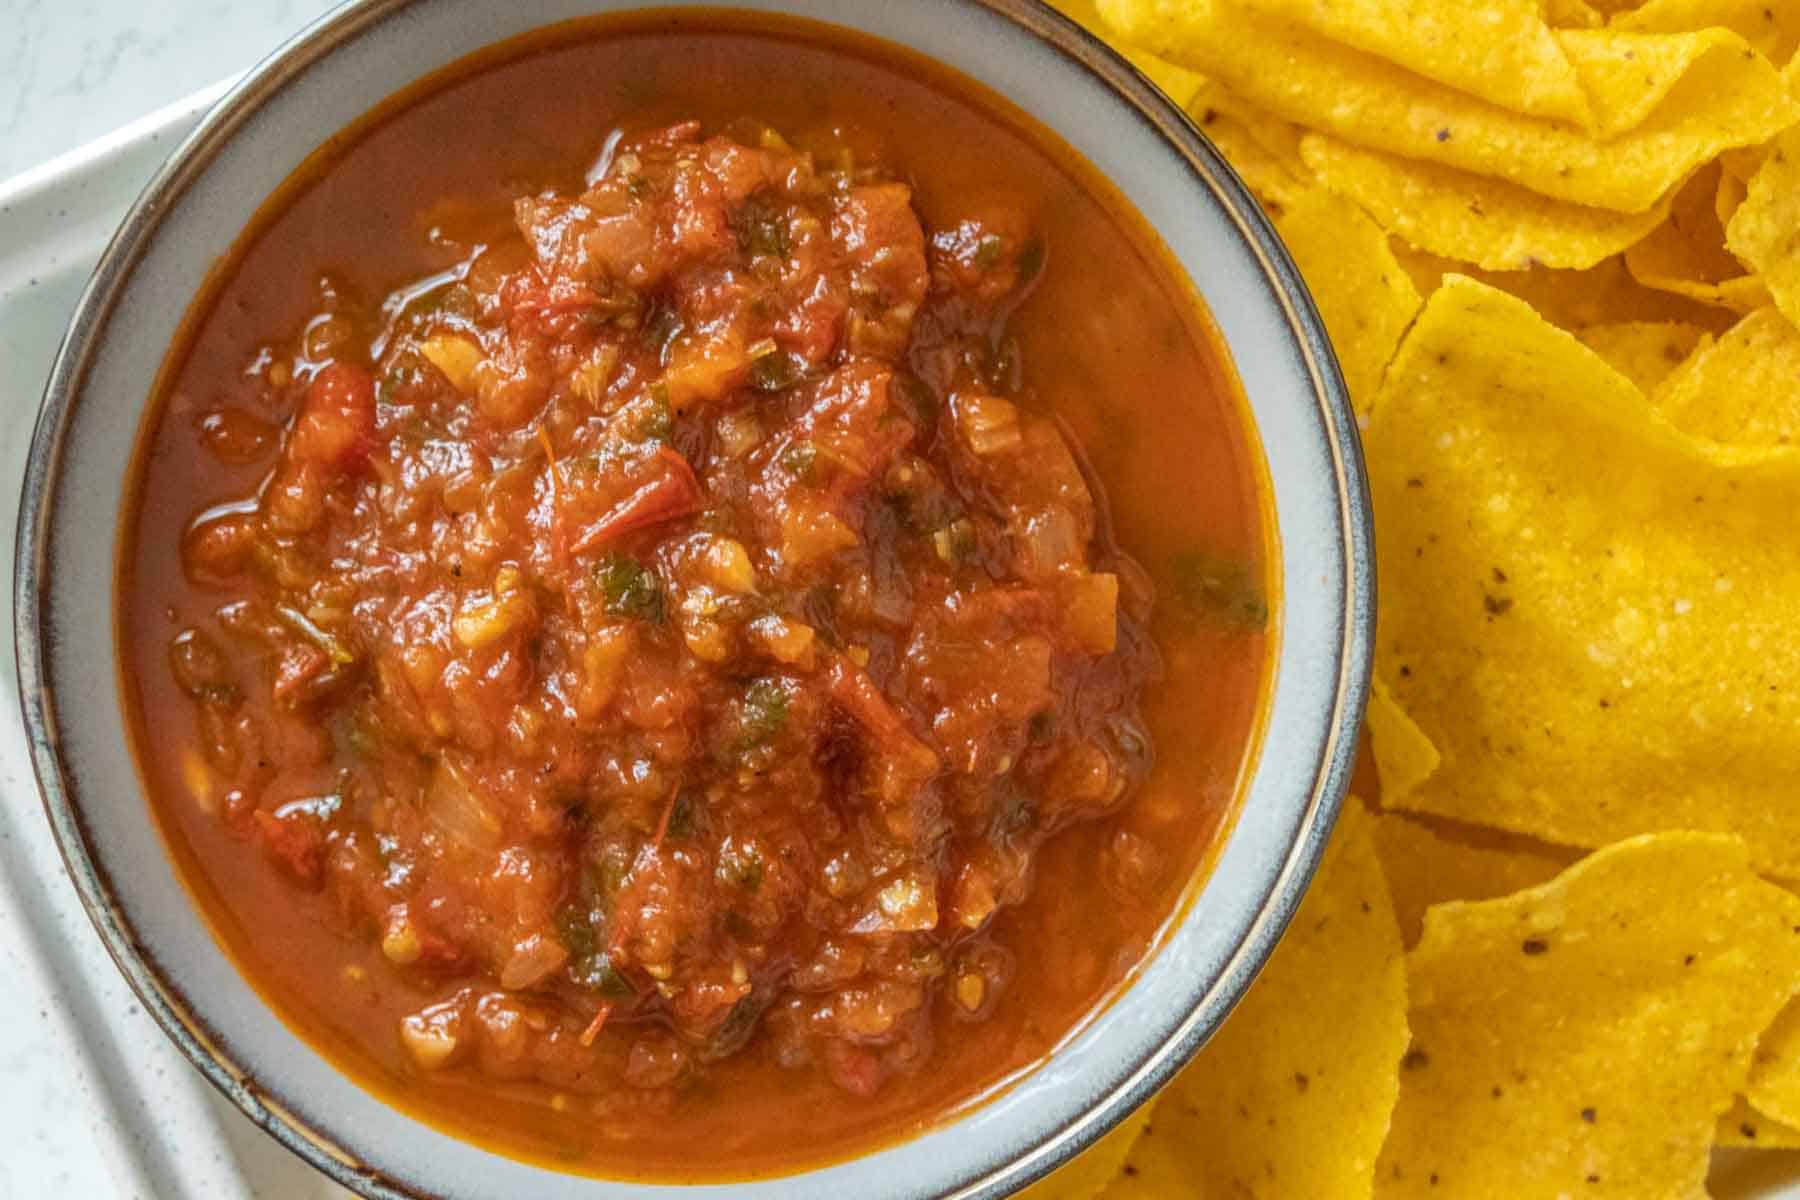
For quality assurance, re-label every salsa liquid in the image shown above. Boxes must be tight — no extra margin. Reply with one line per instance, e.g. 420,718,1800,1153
118,10,1272,1181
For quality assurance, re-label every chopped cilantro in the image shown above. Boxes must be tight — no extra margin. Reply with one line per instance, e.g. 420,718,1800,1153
666,790,699,840
554,905,598,960
1170,548,1269,630
644,302,684,361
597,555,665,624
780,440,820,482
637,390,673,443
719,840,766,892
735,197,792,260
570,949,637,998
750,350,801,393
739,677,791,747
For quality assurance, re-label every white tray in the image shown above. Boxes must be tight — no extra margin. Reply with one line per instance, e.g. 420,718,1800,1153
0,81,348,1200
1,81,1796,1200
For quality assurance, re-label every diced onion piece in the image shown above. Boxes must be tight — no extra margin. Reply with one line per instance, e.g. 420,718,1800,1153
664,332,751,410
454,565,537,649
950,861,999,931
1060,571,1119,655
399,1002,464,1070
954,392,1023,457
426,760,503,850
181,750,217,815
418,334,484,393
953,970,987,1013
569,343,621,407
382,906,423,965
579,624,634,718
852,872,940,933
780,505,859,567
682,612,732,664
1015,506,1084,578
499,932,570,991
714,407,764,459
750,614,816,666
702,537,757,593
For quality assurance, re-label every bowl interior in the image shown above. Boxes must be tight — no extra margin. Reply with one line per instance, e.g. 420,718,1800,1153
15,2,1370,1197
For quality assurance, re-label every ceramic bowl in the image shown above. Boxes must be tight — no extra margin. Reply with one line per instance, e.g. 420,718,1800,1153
15,1,1373,1196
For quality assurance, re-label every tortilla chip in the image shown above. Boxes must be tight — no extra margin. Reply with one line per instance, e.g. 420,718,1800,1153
1625,163,1770,311
1271,188,1421,419
1372,812,1578,947
1227,0,1593,128
1019,1105,1151,1200
1047,0,1204,108
1747,1000,1800,1134
1367,676,1441,804
1186,85,1313,211
1369,276,1800,874
1096,0,1799,212
1376,833,1800,1198
1613,0,1800,65
1717,166,1750,230
1654,307,1800,445
1548,0,1605,28
1726,128,1800,331
1300,134,1668,270
1557,27,1768,137
1192,115,1311,211
1190,78,1308,176
1716,1097,1800,1149
1394,248,1732,330
1575,320,1710,393
1110,803,1403,1199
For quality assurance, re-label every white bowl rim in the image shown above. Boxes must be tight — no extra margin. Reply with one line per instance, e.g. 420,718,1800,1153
14,2,1374,1197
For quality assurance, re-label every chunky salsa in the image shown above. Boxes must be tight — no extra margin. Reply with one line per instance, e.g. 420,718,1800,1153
120,13,1270,1179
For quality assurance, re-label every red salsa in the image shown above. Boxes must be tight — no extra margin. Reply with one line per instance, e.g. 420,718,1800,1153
120,13,1271,1180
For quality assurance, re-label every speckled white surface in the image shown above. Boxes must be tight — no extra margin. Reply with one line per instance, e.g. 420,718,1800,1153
0,0,339,182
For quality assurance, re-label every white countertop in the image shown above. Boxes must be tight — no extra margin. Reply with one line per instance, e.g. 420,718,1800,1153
0,0,339,181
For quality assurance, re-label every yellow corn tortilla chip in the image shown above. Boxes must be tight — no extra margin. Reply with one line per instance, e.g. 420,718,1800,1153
1717,166,1749,230
1576,320,1710,393
1749,1000,1800,1132
1048,0,1204,108
1624,162,1770,310
1097,0,1799,212
1376,833,1800,1198
1654,307,1800,445
1548,0,1605,28
1300,134,1669,271
1226,0,1593,128
1108,803,1403,1199
1367,676,1440,805
1369,276,1800,873
1614,0,1800,66
1191,109,1311,211
1018,1106,1150,1200
1557,27,1766,138
1186,84,1313,211
1272,188,1421,420
1726,128,1800,332
1716,1097,1800,1149
1190,79,1308,177
1720,142,1772,186
1372,812,1577,947
1394,248,1733,330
